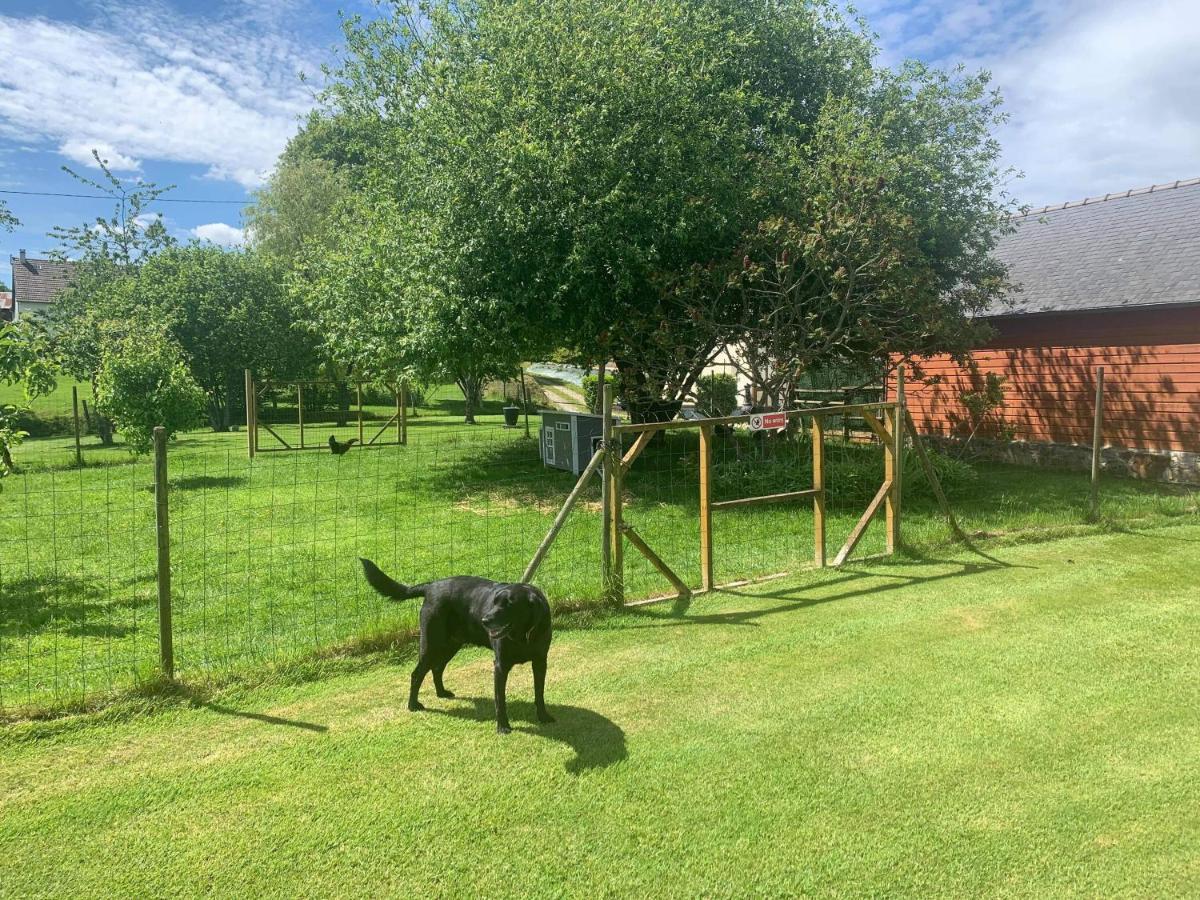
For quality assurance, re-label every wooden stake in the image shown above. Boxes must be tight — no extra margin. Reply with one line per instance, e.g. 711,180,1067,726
398,383,407,445
297,382,305,450
244,369,255,459
622,523,691,600
813,414,826,567
71,384,83,468
1090,366,1105,521
520,369,531,438
522,448,605,582
153,427,174,680
885,367,905,553
600,365,612,591
904,409,965,541
834,480,892,566
357,384,365,445
699,424,714,591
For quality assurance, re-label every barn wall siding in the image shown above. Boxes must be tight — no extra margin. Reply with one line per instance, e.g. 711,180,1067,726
902,307,1200,456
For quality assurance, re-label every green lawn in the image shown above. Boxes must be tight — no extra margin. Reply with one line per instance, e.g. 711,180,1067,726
2,527,1197,897
1,383,1198,715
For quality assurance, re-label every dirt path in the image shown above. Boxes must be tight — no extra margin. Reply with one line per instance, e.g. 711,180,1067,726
532,375,587,412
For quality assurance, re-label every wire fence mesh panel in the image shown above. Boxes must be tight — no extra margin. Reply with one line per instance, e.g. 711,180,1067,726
2,370,1197,717
0,460,156,713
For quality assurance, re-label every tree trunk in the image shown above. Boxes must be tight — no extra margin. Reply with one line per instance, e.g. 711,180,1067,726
458,376,483,424
96,416,115,446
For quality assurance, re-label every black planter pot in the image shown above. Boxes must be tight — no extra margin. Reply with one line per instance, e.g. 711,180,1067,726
503,405,520,427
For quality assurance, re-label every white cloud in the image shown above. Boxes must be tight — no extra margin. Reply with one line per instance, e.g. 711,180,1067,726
0,3,321,188
856,0,1200,208
191,222,246,247
58,139,141,173
989,0,1200,207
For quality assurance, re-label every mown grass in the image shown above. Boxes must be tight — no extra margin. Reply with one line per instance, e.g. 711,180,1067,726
1,383,1197,715
1,527,1197,897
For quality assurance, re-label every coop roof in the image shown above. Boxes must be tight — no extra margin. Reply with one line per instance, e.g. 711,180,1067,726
987,177,1200,317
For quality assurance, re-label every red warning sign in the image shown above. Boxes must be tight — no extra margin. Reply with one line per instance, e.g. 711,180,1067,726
748,412,787,431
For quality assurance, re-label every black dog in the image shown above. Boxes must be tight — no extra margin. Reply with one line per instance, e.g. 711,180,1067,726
359,558,554,734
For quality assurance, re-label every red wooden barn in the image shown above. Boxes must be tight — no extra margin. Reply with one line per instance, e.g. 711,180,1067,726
901,178,1200,483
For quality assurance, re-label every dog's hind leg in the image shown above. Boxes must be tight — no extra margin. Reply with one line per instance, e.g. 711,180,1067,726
408,659,431,711
432,645,460,699
532,653,555,724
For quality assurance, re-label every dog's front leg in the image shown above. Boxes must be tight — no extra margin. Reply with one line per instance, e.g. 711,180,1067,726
493,660,513,734
532,654,555,724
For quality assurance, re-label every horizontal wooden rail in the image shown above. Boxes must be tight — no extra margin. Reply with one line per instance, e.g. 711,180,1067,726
612,401,897,436
710,488,821,510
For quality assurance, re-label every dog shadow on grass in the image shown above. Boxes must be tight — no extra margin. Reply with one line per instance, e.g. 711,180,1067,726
430,697,627,774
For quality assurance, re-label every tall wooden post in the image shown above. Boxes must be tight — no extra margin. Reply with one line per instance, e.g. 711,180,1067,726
813,414,826,567
699,424,714,590
885,366,905,554
599,366,613,597
297,383,305,450
606,396,624,605
520,368,531,438
357,384,365,445
244,369,256,459
71,385,83,468
153,427,174,680
399,382,408,445
1090,366,1105,521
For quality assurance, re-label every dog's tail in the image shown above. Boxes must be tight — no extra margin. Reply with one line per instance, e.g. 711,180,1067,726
359,558,423,601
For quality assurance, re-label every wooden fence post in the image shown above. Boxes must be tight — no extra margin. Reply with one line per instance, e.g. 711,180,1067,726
520,367,531,439
813,414,826,567
153,426,174,680
602,375,624,604
357,384,365,445
399,382,408,445
699,424,714,591
297,382,305,450
71,385,83,468
244,369,256,459
600,366,612,589
1090,366,1105,521
885,367,905,554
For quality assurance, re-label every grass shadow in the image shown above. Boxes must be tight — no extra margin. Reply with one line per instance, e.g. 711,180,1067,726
173,475,249,491
621,556,1023,631
430,697,627,773
0,575,139,639
204,702,328,733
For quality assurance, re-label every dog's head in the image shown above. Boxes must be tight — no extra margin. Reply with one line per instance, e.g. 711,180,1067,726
480,583,551,643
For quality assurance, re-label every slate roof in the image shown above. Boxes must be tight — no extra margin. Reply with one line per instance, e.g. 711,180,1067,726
987,177,1200,317
10,255,76,305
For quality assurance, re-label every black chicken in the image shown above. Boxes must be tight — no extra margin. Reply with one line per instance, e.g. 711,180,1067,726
329,435,358,456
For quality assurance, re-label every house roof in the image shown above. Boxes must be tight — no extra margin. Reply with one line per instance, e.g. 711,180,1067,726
987,177,1200,317
10,255,76,305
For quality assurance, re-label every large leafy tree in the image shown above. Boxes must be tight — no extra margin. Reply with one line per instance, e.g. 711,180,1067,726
319,0,1015,421
114,245,315,431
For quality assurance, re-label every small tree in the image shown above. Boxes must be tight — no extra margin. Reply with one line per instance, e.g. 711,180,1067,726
0,318,58,474
95,329,206,454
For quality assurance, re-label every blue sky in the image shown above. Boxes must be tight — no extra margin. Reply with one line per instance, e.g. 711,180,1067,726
2,0,1198,271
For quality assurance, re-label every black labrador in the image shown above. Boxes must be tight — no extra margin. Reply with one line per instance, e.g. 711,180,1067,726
359,558,554,734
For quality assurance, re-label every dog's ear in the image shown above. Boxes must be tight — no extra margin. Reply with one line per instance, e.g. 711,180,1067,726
524,591,551,643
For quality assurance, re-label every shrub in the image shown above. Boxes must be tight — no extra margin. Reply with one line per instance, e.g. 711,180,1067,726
693,373,739,418
95,330,207,454
582,373,623,414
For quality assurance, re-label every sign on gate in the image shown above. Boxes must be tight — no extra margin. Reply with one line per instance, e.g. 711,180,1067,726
749,411,788,431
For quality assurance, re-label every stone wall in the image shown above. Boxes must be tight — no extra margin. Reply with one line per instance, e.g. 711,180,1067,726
922,436,1200,485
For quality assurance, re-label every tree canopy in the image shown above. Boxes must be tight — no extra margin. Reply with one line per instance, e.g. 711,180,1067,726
316,0,1016,419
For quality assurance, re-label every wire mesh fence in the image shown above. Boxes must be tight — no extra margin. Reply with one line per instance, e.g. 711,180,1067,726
1,368,1197,717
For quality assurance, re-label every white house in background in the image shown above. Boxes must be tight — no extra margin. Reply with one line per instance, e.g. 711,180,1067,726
9,250,75,320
